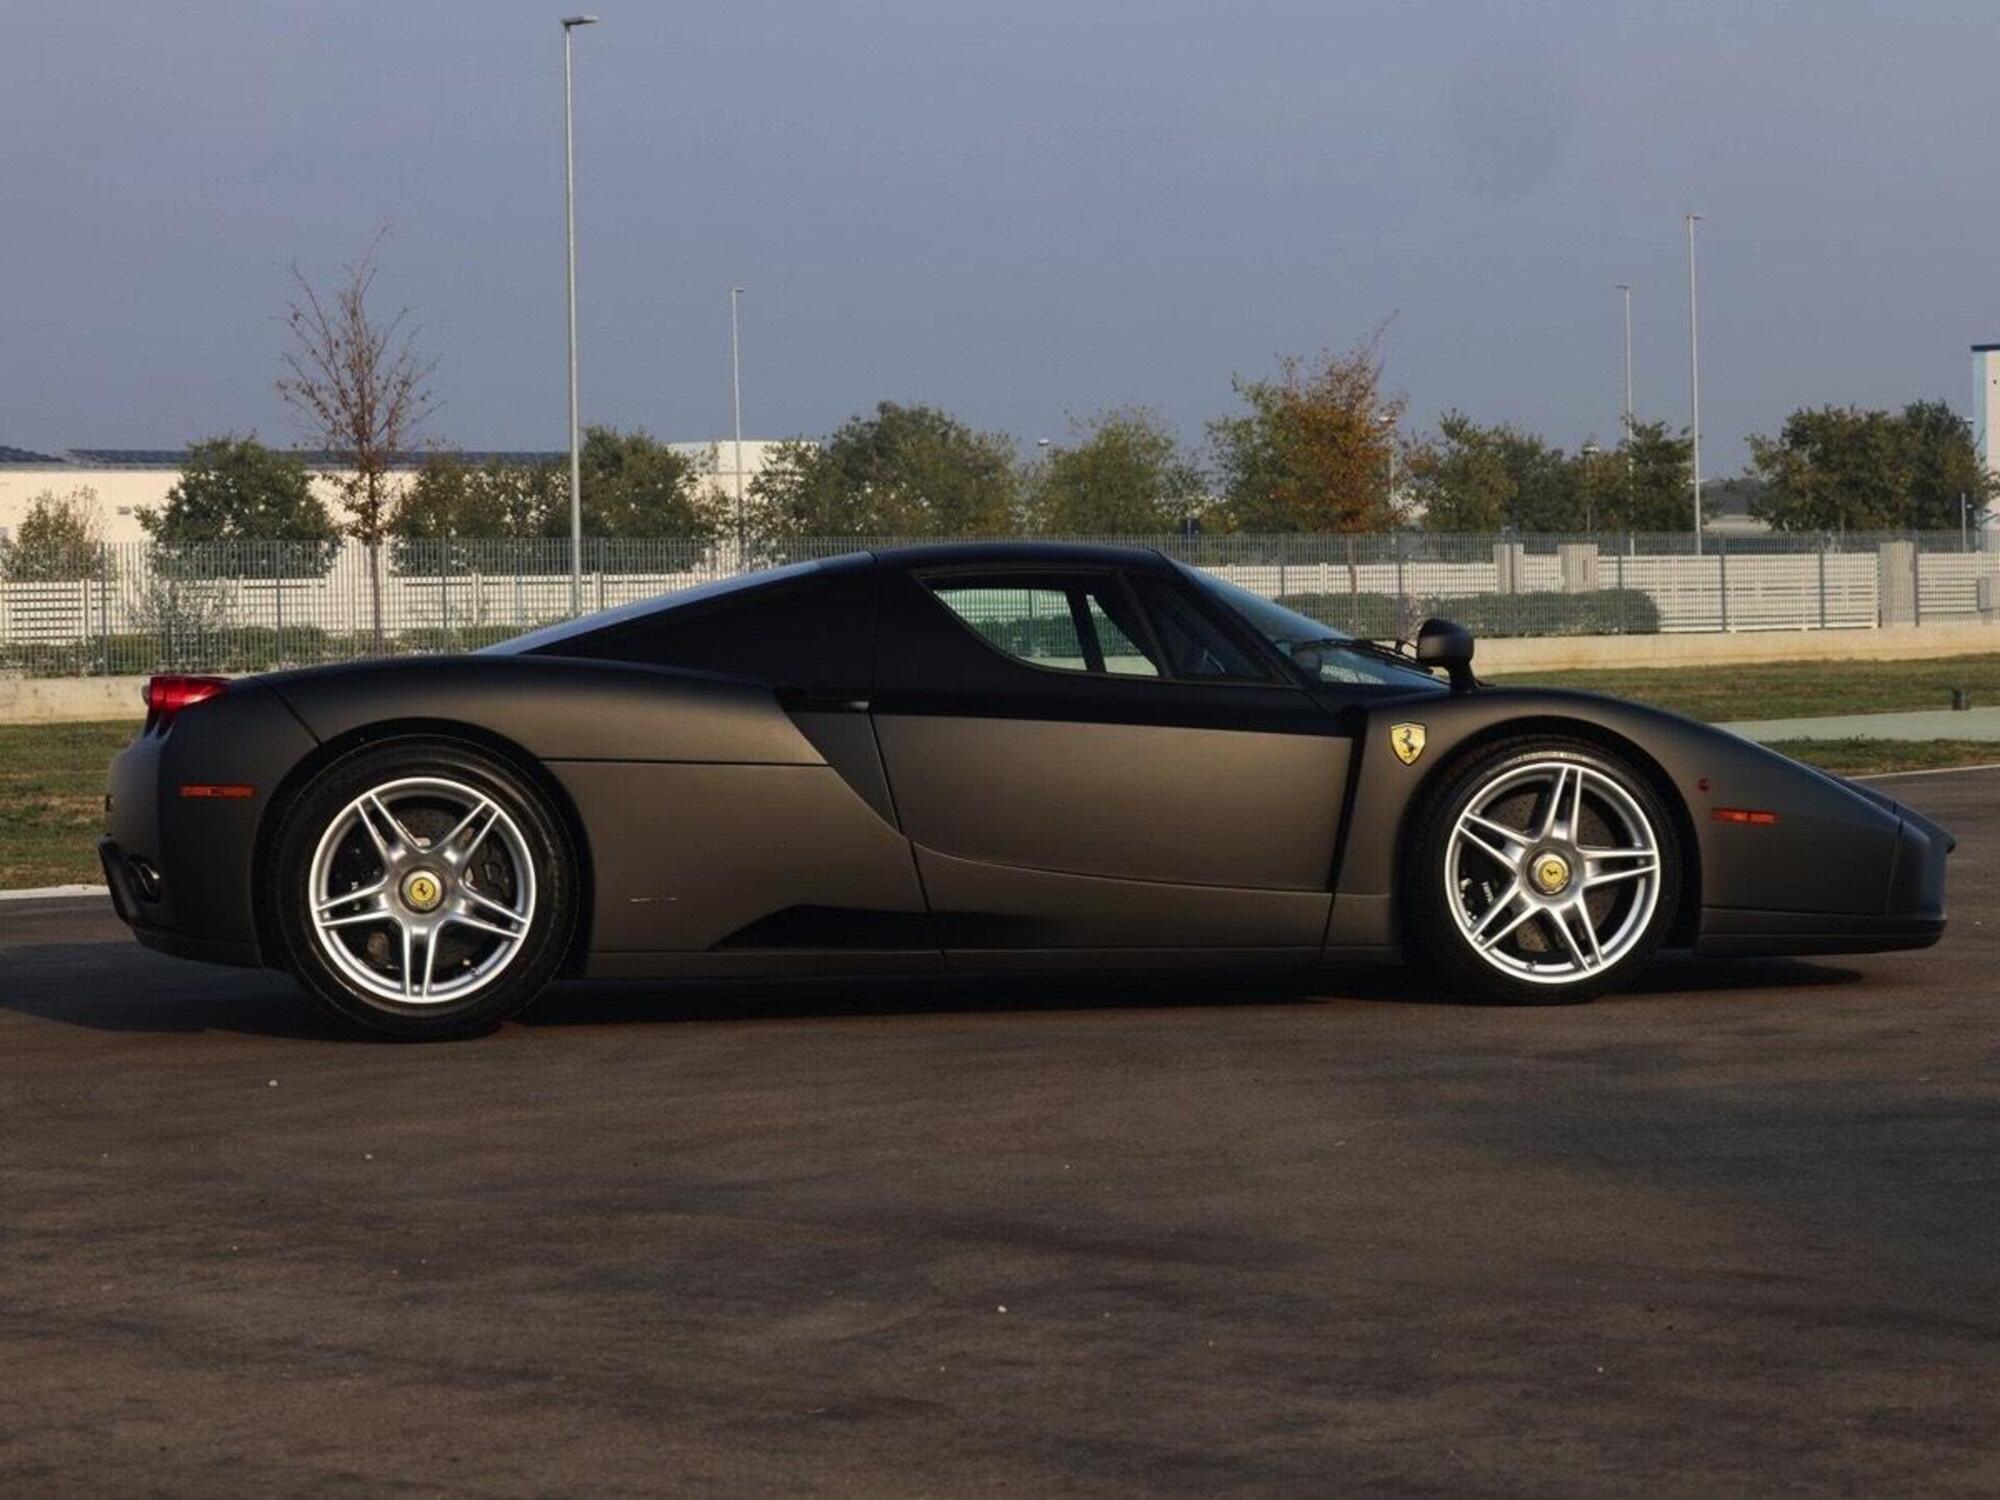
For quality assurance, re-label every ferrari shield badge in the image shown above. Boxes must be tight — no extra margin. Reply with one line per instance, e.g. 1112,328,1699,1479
1389,722,1426,766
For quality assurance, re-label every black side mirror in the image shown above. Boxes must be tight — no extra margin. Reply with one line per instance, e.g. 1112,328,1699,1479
1415,617,1477,692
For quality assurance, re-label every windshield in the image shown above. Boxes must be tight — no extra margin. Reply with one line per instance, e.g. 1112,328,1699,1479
1178,565,1444,692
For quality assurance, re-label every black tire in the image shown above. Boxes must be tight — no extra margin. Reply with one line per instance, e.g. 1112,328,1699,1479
269,737,578,1040
1405,736,1682,1006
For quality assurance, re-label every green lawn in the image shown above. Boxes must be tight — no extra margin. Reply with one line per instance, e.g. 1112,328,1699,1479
1488,653,2000,723
1760,738,1999,777
0,721,136,889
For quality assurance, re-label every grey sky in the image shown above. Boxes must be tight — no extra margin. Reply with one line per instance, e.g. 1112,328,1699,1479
5,1,1996,472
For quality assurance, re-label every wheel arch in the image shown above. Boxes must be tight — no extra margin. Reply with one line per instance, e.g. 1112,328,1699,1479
250,717,597,977
1391,713,1701,949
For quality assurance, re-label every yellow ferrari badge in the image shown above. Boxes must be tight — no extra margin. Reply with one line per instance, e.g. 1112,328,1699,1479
1390,722,1426,766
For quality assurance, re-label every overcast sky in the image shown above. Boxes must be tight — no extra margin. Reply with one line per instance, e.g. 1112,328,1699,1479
5,1,1996,471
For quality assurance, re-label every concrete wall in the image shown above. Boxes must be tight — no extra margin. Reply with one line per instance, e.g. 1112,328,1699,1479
1477,620,1999,673
0,674,149,723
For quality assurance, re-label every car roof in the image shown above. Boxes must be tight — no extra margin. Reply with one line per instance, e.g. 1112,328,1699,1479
869,540,1172,572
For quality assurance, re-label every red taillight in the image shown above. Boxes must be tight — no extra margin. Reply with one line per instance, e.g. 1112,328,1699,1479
144,675,230,721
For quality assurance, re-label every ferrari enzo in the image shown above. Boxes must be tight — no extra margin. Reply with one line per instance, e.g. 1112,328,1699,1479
101,542,1953,1039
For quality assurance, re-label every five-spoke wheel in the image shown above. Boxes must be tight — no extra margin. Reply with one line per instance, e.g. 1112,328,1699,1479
308,777,539,1005
1412,739,1680,1004
273,740,576,1038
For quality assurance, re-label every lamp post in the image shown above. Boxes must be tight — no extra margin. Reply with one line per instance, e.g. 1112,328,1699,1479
1379,411,1397,514
562,14,599,616
1615,283,1634,443
1581,440,1601,533
729,286,745,557
1686,214,1704,553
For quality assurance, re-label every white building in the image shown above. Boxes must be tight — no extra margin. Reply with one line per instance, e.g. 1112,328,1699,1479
0,440,794,546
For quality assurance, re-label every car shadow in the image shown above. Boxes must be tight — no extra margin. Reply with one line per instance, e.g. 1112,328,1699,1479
0,941,1866,1041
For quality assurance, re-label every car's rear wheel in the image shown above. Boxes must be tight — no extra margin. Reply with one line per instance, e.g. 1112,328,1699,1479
1408,737,1680,1005
272,739,577,1039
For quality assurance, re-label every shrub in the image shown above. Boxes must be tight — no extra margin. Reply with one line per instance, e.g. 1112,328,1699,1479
1275,587,1660,640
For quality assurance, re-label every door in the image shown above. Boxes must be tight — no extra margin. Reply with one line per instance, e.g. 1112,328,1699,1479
870,565,1350,954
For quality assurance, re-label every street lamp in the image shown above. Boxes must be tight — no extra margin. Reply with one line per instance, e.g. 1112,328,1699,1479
729,285,745,557
1581,440,1601,534
1615,283,1634,443
562,14,599,616
1686,213,1704,553
1379,411,1397,511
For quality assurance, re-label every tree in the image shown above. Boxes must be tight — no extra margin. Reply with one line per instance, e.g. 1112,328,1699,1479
1410,416,1694,533
1209,340,1405,532
394,451,561,560
1025,409,1203,535
141,435,341,577
1408,415,1583,531
747,402,1020,546
1,488,104,581
277,229,437,644
1613,421,1696,531
1746,402,1990,531
1408,413,1518,531
570,426,716,542
1897,400,1992,530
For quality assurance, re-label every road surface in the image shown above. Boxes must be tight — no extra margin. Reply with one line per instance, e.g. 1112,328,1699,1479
3,769,1995,1496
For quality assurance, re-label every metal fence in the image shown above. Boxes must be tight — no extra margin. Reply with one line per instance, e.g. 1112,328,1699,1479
1,531,1995,677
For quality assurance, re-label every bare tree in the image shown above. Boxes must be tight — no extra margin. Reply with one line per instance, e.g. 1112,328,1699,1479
277,229,437,647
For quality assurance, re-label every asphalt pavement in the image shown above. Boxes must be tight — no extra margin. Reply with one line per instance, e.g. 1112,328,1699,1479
3,769,1997,1497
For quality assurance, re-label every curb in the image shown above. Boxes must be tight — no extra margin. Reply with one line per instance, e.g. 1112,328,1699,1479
0,884,111,903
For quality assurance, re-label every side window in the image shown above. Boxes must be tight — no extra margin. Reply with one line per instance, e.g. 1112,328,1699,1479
929,577,1163,677
1129,576,1271,681
557,572,873,696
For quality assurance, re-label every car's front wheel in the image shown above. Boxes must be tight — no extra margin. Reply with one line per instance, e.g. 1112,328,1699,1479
1408,737,1681,1005
271,739,577,1039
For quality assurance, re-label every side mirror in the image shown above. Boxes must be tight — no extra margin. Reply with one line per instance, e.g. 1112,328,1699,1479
1415,617,1477,692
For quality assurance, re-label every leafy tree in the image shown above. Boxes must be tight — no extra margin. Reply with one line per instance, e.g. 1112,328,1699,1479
569,426,716,540
1606,421,1696,532
1025,409,1203,535
1209,341,1405,532
1408,413,1519,531
1408,414,1583,531
1,488,104,581
1411,416,1695,533
393,451,563,556
1897,399,1992,530
141,435,341,577
747,402,1020,545
1747,402,1989,531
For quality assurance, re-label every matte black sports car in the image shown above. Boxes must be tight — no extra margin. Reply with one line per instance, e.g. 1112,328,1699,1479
102,542,1953,1039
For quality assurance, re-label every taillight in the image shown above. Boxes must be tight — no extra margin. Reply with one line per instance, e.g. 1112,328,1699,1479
144,675,230,725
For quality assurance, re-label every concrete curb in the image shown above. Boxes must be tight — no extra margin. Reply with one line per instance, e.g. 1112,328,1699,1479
0,884,109,902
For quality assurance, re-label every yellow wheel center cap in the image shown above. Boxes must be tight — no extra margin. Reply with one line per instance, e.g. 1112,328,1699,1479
402,871,445,913
1532,854,1572,895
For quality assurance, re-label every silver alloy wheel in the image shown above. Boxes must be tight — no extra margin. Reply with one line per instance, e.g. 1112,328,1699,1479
306,775,539,1006
1444,759,1662,986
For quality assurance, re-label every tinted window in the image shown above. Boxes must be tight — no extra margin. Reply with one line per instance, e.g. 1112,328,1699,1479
930,577,1162,677
535,568,873,696
1178,564,1444,692
1128,576,1272,681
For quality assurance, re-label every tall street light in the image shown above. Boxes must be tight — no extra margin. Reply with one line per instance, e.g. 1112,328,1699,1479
1615,283,1634,442
730,286,746,556
562,14,599,616
1685,214,1704,553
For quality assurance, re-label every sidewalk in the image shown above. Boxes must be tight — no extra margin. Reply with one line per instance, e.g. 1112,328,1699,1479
1719,706,2000,742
